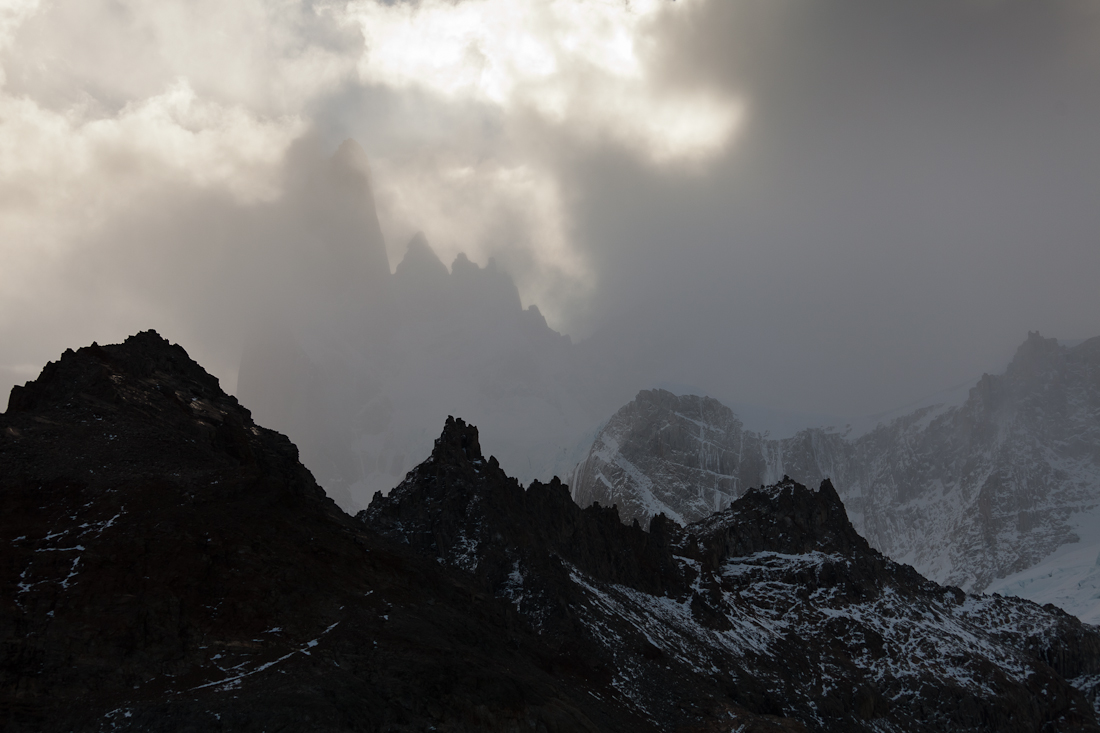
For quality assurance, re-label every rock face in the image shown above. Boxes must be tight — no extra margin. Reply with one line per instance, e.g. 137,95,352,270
851,333,1100,598
570,389,770,526
5,331,1100,732
571,333,1100,604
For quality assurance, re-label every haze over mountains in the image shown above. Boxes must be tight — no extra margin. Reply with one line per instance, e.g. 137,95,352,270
237,139,739,509
4,4,1100,726
219,141,1100,631
5,331,1100,731
235,141,608,508
229,140,816,508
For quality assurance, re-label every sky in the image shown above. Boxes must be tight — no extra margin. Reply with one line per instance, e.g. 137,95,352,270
2,0,1099,422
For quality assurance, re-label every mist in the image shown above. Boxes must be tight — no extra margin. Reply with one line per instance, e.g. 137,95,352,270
2,0,1099,508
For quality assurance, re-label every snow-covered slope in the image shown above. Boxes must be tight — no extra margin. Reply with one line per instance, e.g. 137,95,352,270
571,332,1100,621
988,502,1100,626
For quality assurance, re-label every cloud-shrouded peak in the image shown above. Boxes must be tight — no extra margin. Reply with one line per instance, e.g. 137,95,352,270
397,232,448,280
2,0,1100,473
394,232,450,318
330,138,375,197
345,0,746,330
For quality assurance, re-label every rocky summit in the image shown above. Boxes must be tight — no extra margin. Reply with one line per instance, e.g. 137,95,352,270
3,332,1100,732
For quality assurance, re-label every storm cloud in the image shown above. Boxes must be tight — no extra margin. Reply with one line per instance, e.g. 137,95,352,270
2,0,1099,458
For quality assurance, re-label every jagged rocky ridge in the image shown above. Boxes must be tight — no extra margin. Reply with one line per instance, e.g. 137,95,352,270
365,418,1100,732
4,332,1100,732
0,333,656,732
571,332,1100,602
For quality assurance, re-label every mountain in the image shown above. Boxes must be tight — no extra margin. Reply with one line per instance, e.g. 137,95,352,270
5,331,1100,731
363,419,1100,732
570,388,771,526
236,164,617,510
570,332,1100,618
0,332,642,731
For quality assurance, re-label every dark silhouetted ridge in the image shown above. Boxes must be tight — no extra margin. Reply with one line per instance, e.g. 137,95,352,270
0,334,657,733
4,332,1100,732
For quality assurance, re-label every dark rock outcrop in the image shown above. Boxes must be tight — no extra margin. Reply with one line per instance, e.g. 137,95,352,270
362,416,686,604
694,477,869,560
0,332,654,732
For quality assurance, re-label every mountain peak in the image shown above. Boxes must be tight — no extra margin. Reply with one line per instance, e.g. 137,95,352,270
7,329,224,416
694,477,872,564
395,231,448,281
7,339,1100,732
434,415,484,465
1006,330,1062,381
329,138,373,193
570,387,756,527
361,417,1100,731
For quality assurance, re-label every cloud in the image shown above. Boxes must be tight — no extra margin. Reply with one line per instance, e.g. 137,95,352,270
372,155,589,321
345,0,743,164
1,0,1099,428
0,0,358,112
0,78,305,311
336,0,746,327
0,0,745,348
0,0,350,371
552,0,1100,415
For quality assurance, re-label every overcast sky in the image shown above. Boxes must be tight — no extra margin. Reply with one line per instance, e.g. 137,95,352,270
1,0,1098,419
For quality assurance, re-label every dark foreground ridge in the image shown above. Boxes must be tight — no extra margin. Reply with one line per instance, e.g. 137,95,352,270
2,332,1100,732
363,419,1100,731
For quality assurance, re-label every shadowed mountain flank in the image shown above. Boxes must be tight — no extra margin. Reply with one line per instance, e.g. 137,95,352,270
0,332,649,732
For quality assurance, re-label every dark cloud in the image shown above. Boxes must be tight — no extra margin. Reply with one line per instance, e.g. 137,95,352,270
548,0,1100,415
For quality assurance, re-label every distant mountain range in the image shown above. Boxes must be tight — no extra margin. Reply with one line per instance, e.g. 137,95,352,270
196,140,1100,634
229,145,1100,636
4,331,1100,731
570,332,1100,623
235,142,623,512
